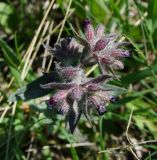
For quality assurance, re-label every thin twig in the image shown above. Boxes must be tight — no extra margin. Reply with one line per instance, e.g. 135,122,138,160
46,0,73,72
6,11,73,89
56,0,73,43
5,102,17,160
43,11,73,43
26,135,35,160
0,106,10,123
21,0,55,80
99,109,157,157
98,139,157,153
125,109,140,159
24,20,50,78
42,21,54,70
128,146,140,160
126,109,134,145
26,142,95,153
86,64,98,76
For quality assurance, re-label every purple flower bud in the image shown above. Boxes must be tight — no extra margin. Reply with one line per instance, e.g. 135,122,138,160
83,19,91,27
46,100,54,109
99,55,113,64
93,39,109,52
83,19,94,42
109,96,117,103
66,36,72,43
110,50,130,58
121,51,130,58
48,90,68,106
48,97,58,106
88,96,106,115
96,103,107,115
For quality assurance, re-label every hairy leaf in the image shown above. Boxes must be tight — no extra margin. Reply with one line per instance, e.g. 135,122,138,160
8,72,61,102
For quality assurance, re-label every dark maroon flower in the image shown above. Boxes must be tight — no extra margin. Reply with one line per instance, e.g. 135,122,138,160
83,19,91,27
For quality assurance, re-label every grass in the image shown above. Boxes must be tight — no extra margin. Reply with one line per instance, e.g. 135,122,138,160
0,0,157,159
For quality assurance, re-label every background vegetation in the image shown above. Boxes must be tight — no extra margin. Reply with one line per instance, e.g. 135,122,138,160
0,0,157,159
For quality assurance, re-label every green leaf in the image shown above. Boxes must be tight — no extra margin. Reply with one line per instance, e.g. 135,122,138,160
8,72,61,102
33,113,53,128
60,127,79,160
29,103,48,113
109,0,123,23
102,84,127,96
148,0,157,22
0,2,14,32
10,66,22,86
0,2,16,33
108,96,138,111
70,145,79,160
134,116,157,138
147,0,157,41
121,66,157,85
0,38,19,67
87,0,107,22
0,38,22,85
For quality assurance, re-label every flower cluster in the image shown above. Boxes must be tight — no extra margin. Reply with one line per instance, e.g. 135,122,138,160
41,19,129,133
81,19,130,70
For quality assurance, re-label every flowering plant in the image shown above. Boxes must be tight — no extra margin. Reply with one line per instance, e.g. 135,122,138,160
40,19,130,133
9,19,129,133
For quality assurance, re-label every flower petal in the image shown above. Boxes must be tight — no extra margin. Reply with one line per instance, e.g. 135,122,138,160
113,60,124,69
88,96,106,115
99,55,114,64
110,49,130,58
83,19,95,42
93,38,109,52
95,24,105,37
48,90,68,106
109,96,117,103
